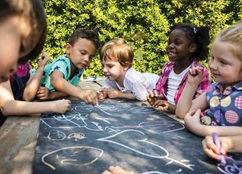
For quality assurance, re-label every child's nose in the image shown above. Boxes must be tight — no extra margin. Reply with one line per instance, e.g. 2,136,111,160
103,66,107,72
83,55,91,62
167,43,174,48
209,60,217,70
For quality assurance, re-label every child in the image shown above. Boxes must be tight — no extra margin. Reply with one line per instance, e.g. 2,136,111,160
34,28,100,105
12,52,49,101
0,0,47,83
177,22,242,137
202,134,242,162
102,166,136,174
0,53,71,126
103,134,242,174
147,23,211,113
98,38,159,101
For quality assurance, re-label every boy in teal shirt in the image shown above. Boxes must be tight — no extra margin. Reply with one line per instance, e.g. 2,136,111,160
33,28,100,105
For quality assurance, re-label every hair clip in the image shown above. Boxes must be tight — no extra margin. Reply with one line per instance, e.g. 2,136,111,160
193,27,197,34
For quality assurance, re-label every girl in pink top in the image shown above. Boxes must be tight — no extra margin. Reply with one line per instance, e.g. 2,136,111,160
147,23,211,113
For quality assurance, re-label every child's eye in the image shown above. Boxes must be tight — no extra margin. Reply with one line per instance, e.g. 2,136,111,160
220,60,227,65
209,56,214,61
175,41,181,45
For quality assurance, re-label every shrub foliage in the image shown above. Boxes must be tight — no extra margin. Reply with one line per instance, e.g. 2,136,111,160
38,0,241,77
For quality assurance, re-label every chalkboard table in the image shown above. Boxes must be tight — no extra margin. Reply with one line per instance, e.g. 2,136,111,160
32,99,242,174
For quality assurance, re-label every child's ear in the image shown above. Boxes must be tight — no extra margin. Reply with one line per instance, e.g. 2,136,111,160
189,43,197,53
65,43,71,55
124,62,131,71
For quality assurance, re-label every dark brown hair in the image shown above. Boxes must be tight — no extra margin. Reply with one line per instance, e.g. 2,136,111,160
0,0,47,65
68,28,100,50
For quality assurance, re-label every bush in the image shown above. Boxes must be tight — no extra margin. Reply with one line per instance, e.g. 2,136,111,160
37,0,240,77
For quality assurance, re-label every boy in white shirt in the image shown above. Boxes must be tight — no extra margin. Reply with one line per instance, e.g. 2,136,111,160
99,38,159,101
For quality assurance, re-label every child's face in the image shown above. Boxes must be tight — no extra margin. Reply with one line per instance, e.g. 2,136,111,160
66,38,97,71
166,29,195,63
0,16,40,83
102,58,128,82
209,41,242,86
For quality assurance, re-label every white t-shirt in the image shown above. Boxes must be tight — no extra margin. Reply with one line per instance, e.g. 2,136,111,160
167,66,190,105
102,68,159,101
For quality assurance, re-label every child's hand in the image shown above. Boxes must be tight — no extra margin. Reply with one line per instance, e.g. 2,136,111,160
106,88,121,99
102,166,136,174
38,52,50,68
37,87,51,100
97,89,107,100
147,90,159,106
51,99,71,113
152,99,169,110
202,135,231,161
147,90,168,110
184,109,204,134
79,90,98,105
187,66,204,86
184,109,201,122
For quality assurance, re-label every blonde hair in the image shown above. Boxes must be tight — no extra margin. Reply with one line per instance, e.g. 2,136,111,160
214,21,242,61
100,38,134,67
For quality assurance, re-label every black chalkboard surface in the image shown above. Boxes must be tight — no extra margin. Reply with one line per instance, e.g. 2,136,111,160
32,99,242,174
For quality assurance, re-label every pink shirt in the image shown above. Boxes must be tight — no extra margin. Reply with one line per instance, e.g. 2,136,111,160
155,58,211,104
16,62,31,77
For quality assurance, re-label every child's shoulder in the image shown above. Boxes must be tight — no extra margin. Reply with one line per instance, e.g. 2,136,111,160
48,55,70,66
161,61,174,70
54,55,69,62
192,58,207,67
125,68,143,79
192,58,210,72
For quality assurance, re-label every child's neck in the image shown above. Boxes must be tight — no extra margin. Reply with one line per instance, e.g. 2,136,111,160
173,59,193,74
70,61,78,75
115,73,127,87
116,77,125,87
224,81,240,88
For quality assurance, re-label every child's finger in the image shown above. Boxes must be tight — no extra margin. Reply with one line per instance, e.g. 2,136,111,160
193,109,202,118
147,90,154,97
190,67,195,74
153,90,158,97
202,136,221,161
189,109,201,116
189,110,196,116
194,68,201,74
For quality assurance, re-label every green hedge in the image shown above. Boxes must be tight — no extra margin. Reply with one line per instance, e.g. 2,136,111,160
37,0,242,77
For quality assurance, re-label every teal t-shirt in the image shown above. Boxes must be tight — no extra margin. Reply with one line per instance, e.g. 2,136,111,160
32,55,84,91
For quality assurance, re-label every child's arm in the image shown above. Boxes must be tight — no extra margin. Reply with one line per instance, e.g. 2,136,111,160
202,135,242,161
0,81,71,115
176,67,206,118
37,87,68,100
104,88,136,100
2,99,71,115
23,52,50,101
50,71,98,105
184,109,242,137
